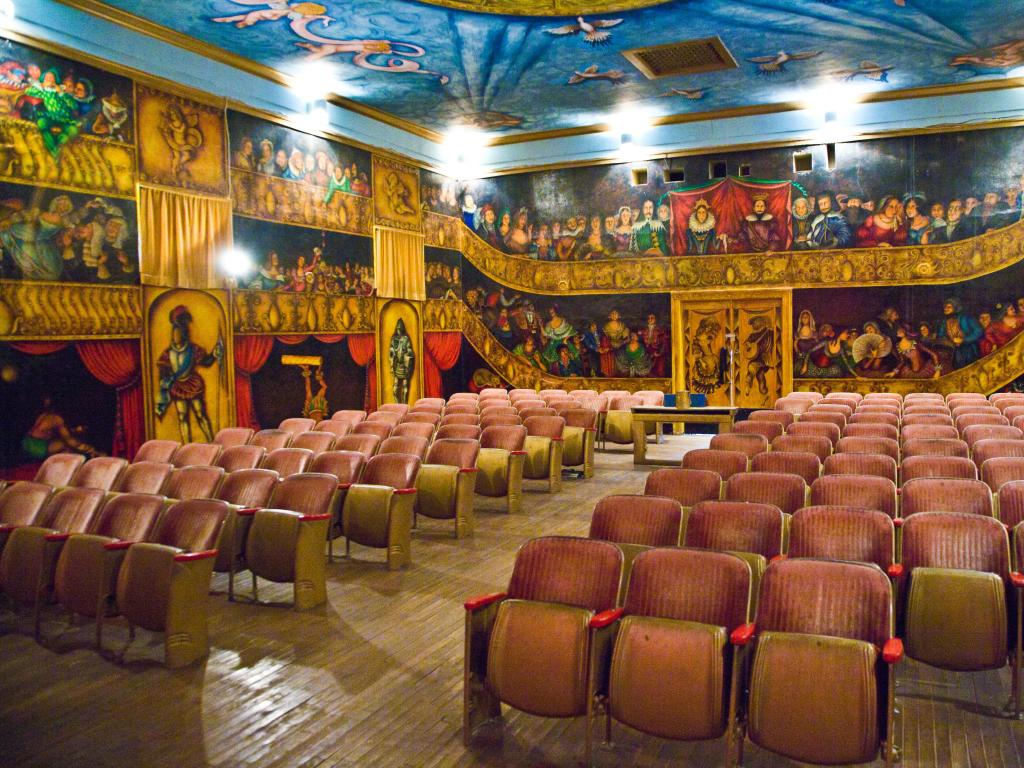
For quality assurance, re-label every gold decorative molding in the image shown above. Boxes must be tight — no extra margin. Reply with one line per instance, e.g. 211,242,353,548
460,302,670,392
423,299,463,331
460,218,1024,294
410,0,669,14
796,328,1024,396
424,212,464,251
372,156,422,233
0,280,142,338
231,170,372,235
231,289,375,335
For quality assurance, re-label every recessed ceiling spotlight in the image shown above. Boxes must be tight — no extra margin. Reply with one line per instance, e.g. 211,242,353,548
0,0,15,23
305,99,330,129
219,246,254,278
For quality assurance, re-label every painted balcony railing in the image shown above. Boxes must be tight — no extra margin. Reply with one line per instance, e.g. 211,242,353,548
0,280,142,339
425,212,1024,294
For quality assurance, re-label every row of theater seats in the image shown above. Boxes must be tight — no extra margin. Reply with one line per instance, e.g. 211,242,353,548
466,492,1024,766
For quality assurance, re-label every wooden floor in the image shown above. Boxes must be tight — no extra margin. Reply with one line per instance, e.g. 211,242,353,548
2,435,1023,767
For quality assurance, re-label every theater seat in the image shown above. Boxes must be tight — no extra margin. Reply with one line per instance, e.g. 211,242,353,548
436,425,482,441
215,445,266,473
822,452,898,483
213,428,253,448
161,465,225,501
114,499,228,667
724,471,806,515
334,434,381,457
809,474,898,518
523,416,565,493
342,454,420,569
33,453,86,487
785,421,840,448
560,409,597,479
734,420,783,442
787,506,895,571
900,455,978,484
711,433,769,460
462,536,622,762
290,431,336,456
250,429,292,451
261,447,313,477
212,468,280,578
643,468,721,511
475,426,527,514
133,440,179,464
0,482,55,553
415,439,480,539
378,435,429,462
391,422,436,442
741,558,899,766
115,461,173,495
901,477,993,518
607,548,751,762
278,417,316,435
682,449,748,480
770,434,831,462
171,442,222,468
70,457,128,492
750,451,820,486
309,451,366,560
314,420,353,439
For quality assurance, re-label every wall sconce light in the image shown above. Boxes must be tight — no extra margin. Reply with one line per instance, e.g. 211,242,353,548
306,99,329,129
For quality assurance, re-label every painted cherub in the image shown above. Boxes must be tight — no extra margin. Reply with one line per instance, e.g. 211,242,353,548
384,171,415,216
159,102,203,181
212,2,333,29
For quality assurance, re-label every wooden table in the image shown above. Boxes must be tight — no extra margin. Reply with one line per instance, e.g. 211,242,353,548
630,405,739,466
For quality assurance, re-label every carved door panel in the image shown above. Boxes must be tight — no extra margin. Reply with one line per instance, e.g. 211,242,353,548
672,292,791,409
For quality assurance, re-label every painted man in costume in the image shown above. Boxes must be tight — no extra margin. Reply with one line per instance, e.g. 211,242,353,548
389,318,415,404
744,315,777,396
629,199,670,255
808,192,853,249
155,305,224,442
25,68,82,156
739,195,782,252
936,297,984,368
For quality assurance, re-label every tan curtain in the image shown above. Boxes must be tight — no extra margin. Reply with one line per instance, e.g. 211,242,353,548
139,185,232,289
374,225,425,301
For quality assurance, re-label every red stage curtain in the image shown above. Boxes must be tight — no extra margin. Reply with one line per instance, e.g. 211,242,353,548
669,177,793,255
276,334,309,345
76,341,143,459
234,335,274,430
423,332,462,399
347,334,376,412
314,334,346,344
9,341,70,355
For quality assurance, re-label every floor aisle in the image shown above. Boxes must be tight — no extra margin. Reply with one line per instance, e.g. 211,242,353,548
1,435,1022,767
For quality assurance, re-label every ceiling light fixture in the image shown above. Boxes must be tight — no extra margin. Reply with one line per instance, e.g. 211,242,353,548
443,125,488,180
219,247,254,279
305,99,330,129
0,0,14,24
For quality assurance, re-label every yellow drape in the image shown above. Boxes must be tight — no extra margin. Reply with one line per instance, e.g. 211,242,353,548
139,185,232,289
374,225,425,301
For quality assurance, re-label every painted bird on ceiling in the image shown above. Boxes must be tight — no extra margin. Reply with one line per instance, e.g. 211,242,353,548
545,16,623,45
833,60,893,81
567,65,627,84
748,50,822,74
660,88,707,99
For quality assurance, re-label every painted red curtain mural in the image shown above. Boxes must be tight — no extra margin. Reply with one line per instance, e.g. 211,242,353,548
669,178,793,255
76,341,143,459
347,334,376,412
9,340,142,459
423,332,461,398
234,335,274,430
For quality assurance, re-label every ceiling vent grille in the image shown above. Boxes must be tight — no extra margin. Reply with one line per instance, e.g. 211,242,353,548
622,36,737,80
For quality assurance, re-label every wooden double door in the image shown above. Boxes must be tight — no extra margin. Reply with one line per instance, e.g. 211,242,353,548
671,291,792,410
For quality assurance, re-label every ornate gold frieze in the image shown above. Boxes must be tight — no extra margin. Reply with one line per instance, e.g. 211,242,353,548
424,212,463,251
0,118,136,198
423,299,463,331
459,218,1024,294
461,303,670,392
231,169,372,235
0,280,142,338
795,328,1024,396
231,289,375,335
410,0,669,15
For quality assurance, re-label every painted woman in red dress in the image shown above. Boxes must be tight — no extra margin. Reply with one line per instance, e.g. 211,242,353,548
856,196,908,248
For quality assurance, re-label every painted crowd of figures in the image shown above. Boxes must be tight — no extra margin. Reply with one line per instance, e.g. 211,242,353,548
795,297,1024,379
459,183,1024,260
244,247,374,295
425,260,460,300
465,285,669,379
231,132,371,200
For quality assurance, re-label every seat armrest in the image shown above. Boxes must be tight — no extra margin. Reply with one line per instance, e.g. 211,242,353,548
104,539,135,551
730,623,756,646
510,450,527,456
1011,571,1024,589
458,467,479,474
174,549,218,562
887,564,905,579
394,487,417,495
236,507,260,517
882,637,904,665
338,482,353,490
464,592,506,612
770,554,787,564
589,608,623,629
892,518,904,528
299,513,331,522
0,524,18,533
44,531,71,542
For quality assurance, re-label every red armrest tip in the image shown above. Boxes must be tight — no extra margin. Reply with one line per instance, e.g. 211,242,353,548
510,450,527,456
730,623,756,646
887,564,905,579
459,467,479,474
44,532,71,542
0,524,17,533
770,554,787,564
464,592,507,612
237,508,259,517
394,487,417,495
338,483,353,490
589,607,624,629
299,513,331,522
103,540,134,551
1011,572,1024,589
174,549,218,562
883,637,904,665
892,518,904,528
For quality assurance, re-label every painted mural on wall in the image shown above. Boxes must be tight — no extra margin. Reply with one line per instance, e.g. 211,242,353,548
425,127,1024,261
250,337,365,428
100,0,1024,136
377,299,422,405
0,182,138,283
231,215,373,295
228,109,372,235
794,260,1024,380
0,344,116,469
425,246,460,301
451,337,505,397
463,260,669,378
144,287,233,443
136,85,228,196
0,36,135,197
372,155,421,232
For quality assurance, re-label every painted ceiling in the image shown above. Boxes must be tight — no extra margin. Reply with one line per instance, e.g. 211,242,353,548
92,0,1024,138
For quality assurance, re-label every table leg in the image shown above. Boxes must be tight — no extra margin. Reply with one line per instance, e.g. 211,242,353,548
631,421,647,466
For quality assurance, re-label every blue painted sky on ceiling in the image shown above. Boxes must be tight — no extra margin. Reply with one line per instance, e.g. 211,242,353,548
98,0,1024,135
